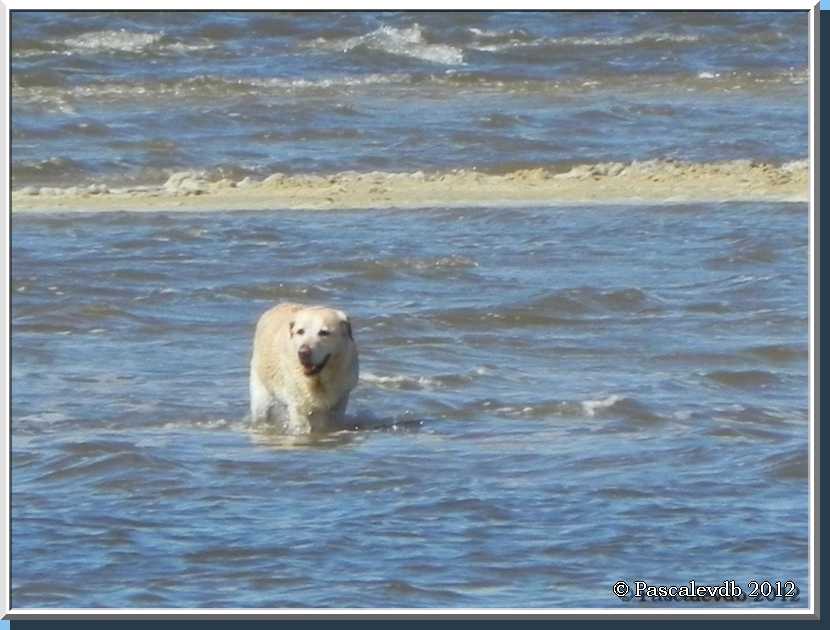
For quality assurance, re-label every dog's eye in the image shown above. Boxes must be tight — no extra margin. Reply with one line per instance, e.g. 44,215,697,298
296,328,305,335
318,330,330,337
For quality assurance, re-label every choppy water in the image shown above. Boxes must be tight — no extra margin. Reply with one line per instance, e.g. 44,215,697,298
12,202,809,608
11,10,808,189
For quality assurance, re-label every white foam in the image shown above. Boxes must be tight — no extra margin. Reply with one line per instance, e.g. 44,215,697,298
162,418,230,430
248,73,411,90
61,29,164,54
56,29,215,56
472,32,699,53
337,24,464,66
781,159,809,172
581,395,623,417
362,371,439,390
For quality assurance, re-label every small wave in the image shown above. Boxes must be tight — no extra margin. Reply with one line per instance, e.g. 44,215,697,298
158,417,232,432
471,31,700,53
58,439,139,457
52,29,216,56
11,67,807,114
60,29,164,53
581,395,664,424
12,156,88,185
705,369,780,388
478,112,527,129
316,23,464,66
328,255,478,279
744,343,807,364
452,394,662,424
362,369,477,391
13,73,413,108
467,26,535,46
581,394,623,417
763,448,807,480
431,287,661,330
213,282,328,302
183,544,292,565
381,580,464,601
705,238,779,268
35,451,182,482
77,303,134,320
712,404,800,426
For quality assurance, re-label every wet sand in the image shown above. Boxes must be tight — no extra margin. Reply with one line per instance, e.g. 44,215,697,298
11,159,808,213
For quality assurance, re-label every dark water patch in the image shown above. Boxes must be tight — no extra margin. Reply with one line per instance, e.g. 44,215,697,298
582,396,665,425
743,343,807,364
13,120,112,141
184,544,292,565
431,306,581,329
534,287,661,315
594,486,653,500
35,451,185,483
478,112,528,128
393,497,513,521
248,14,306,37
381,580,466,602
683,301,733,315
713,404,800,425
247,575,312,591
705,369,780,389
762,448,807,480
215,226,282,243
11,68,68,87
430,287,661,330
705,242,779,269
57,439,141,457
213,282,329,303
573,108,630,124
707,425,790,443
108,137,182,154
108,268,171,282
653,350,743,366
77,303,137,321
320,255,479,280
253,127,362,142
94,474,191,494
13,301,159,333
11,450,40,468
13,322,83,335
128,592,174,606
12,156,88,186
60,120,113,137
12,581,87,601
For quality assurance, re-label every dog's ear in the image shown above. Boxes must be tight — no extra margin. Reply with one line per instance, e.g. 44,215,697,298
337,311,353,340
289,321,295,337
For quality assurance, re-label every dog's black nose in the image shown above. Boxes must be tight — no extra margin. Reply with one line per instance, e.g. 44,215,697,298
298,346,312,361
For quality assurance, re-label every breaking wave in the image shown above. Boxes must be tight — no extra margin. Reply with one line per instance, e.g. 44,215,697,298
309,24,465,66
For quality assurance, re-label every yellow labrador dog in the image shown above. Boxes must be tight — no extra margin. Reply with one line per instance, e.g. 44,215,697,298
249,303,358,433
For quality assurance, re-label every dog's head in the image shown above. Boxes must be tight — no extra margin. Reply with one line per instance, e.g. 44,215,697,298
289,307,354,377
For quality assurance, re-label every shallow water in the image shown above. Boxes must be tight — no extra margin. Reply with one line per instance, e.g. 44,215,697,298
11,11,808,189
11,202,809,608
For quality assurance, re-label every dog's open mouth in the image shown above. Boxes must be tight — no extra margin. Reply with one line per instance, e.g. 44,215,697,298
300,353,331,377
